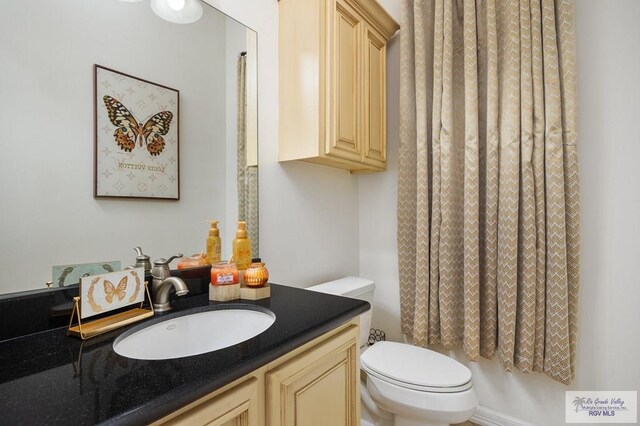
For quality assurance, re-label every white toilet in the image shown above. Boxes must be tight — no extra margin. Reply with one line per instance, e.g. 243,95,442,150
307,277,478,426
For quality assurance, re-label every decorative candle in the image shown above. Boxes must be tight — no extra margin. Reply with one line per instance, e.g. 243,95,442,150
177,253,207,270
210,261,239,286
244,259,269,287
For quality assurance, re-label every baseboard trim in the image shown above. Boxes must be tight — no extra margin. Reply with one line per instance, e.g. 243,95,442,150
471,405,534,426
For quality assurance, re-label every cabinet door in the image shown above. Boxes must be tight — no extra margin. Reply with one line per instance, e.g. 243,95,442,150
362,24,387,168
327,0,362,162
266,325,359,426
165,377,260,426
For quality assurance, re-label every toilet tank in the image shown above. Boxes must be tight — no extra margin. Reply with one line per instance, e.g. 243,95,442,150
307,277,375,348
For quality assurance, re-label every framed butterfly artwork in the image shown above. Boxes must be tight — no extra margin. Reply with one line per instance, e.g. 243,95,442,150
94,65,179,199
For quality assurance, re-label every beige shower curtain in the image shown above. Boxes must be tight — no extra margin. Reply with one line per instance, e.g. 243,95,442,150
397,0,580,384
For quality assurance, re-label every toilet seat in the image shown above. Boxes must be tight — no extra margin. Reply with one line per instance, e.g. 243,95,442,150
360,341,473,393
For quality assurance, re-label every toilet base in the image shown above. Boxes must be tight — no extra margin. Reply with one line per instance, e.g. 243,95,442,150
395,417,447,426
362,406,454,426
364,373,477,426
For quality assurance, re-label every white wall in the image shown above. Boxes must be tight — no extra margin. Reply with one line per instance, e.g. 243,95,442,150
359,1,640,424
0,0,227,292
358,0,404,342
203,0,361,288
0,0,359,291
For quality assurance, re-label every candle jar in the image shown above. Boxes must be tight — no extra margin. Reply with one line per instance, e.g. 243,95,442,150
244,260,269,287
210,262,239,286
177,253,207,270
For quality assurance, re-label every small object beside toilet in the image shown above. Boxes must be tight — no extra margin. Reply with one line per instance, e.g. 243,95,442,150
368,328,386,347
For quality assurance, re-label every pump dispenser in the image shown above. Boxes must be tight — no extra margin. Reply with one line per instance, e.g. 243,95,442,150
206,221,221,265
232,221,252,270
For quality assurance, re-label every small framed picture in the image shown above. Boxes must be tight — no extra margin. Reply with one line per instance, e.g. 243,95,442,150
94,65,179,200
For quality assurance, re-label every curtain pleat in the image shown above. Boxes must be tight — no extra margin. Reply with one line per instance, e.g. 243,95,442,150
530,0,548,374
514,0,536,373
555,0,580,381
398,0,580,384
427,0,444,346
414,0,434,347
481,0,500,360
462,0,480,361
437,0,464,348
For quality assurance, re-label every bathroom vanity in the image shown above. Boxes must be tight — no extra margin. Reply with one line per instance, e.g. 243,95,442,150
0,284,368,425
154,317,360,425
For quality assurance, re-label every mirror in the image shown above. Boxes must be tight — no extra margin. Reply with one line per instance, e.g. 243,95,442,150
0,0,258,294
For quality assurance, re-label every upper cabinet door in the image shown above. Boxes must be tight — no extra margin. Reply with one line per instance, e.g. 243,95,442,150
362,24,387,168
278,0,399,172
327,0,362,162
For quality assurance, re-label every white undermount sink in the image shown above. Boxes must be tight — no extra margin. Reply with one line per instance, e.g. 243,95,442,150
113,307,276,360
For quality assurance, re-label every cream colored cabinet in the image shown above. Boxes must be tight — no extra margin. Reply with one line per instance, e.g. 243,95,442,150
362,23,387,169
154,320,359,426
278,0,399,172
154,377,261,426
266,324,359,425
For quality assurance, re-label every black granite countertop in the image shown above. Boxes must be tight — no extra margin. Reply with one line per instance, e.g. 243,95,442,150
0,284,369,425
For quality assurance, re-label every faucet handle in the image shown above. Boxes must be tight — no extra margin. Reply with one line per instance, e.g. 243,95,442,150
154,254,183,266
134,247,152,273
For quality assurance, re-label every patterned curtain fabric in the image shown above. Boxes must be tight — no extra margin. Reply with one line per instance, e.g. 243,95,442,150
237,54,259,257
397,0,580,384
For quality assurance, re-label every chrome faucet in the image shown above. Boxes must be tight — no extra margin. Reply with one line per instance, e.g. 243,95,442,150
151,254,188,312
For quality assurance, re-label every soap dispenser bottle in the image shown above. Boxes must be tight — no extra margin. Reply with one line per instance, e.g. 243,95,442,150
232,221,252,270
206,220,221,265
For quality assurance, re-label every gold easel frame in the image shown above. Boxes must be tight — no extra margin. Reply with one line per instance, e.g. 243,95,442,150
67,282,154,340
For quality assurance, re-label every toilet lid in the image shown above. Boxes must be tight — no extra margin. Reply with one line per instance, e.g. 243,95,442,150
360,342,472,393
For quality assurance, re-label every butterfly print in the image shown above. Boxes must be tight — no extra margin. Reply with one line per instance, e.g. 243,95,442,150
103,95,173,156
104,276,128,304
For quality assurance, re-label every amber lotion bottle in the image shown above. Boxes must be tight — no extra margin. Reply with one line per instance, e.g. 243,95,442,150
232,221,252,270
206,220,221,265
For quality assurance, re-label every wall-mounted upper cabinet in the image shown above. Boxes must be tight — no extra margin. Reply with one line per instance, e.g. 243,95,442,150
278,0,399,172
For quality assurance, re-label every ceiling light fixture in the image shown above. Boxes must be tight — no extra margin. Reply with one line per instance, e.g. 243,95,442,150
150,0,203,24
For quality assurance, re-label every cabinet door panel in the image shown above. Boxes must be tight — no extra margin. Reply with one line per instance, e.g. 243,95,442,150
291,351,349,425
363,25,386,167
328,0,361,161
166,377,259,426
266,325,359,426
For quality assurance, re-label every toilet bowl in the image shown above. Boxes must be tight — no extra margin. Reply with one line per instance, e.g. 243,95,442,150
307,277,478,426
